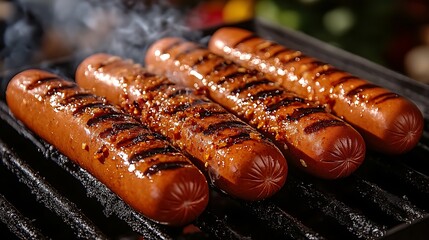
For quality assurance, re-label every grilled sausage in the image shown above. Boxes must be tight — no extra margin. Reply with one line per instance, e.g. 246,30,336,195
6,69,209,226
76,53,287,201
208,27,424,154
145,38,366,179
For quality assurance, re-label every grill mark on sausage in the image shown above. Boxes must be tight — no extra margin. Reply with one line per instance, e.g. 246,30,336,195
271,48,293,58
116,132,160,148
99,122,141,138
266,96,305,112
286,106,326,121
346,84,380,98
233,34,258,47
219,132,252,149
168,89,194,98
250,89,284,100
314,68,338,81
371,92,399,104
279,52,304,65
62,93,95,105
331,75,358,87
129,146,178,164
144,161,191,176
174,45,205,60
216,71,247,85
203,120,247,135
231,79,272,94
73,102,114,116
196,108,228,119
166,99,210,115
191,53,211,68
304,119,345,134
86,112,134,127
210,61,235,77
27,77,61,90
304,60,325,73
44,84,78,96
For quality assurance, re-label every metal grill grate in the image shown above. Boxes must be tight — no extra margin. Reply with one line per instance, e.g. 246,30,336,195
1,19,429,240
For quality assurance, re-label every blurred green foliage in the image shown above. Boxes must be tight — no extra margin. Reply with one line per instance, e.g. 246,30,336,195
255,0,397,65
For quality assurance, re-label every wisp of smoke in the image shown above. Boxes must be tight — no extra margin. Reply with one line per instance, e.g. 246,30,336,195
2,0,200,69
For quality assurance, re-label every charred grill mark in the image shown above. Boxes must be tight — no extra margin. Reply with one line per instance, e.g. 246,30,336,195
203,120,247,135
144,161,191,176
62,93,95,105
231,79,272,94
99,122,141,139
331,75,358,87
174,45,205,60
250,89,284,100
27,77,61,90
86,112,134,127
286,106,326,121
196,108,227,119
346,84,379,98
73,102,114,116
219,132,252,148
162,39,184,53
191,53,211,68
279,52,304,65
168,89,194,98
266,96,305,112
370,92,399,104
129,146,178,164
167,99,209,115
116,132,154,148
233,34,258,47
44,84,78,96
304,60,325,73
216,71,247,85
304,119,345,134
314,68,338,81
209,61,235,79
270,48,293,58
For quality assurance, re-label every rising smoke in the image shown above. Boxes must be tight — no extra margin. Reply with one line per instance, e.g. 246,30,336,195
2,0,201,69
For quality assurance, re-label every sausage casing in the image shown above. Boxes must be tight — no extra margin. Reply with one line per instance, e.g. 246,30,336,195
76,54,288,201
208,27,424,154
6,69,209,226
145,38,366,179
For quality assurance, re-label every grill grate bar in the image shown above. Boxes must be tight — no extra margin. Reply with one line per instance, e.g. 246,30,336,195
288,176,387,239
364,154,429,200
0,138,107,240
242,200,324,240
0,194,47,240
349,175,427,223
194,210,251,240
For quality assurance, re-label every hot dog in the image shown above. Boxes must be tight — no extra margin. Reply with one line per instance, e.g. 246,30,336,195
6,69,209,226
145,38,366,179
76,54,287,201
208,27,424,154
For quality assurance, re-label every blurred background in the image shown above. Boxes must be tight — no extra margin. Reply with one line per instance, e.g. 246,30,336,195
1,0,429,84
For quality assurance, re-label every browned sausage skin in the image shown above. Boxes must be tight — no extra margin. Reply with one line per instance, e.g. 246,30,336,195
76,54,287,201
145,38,366,179
208,27,424,154
6,69,209,226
